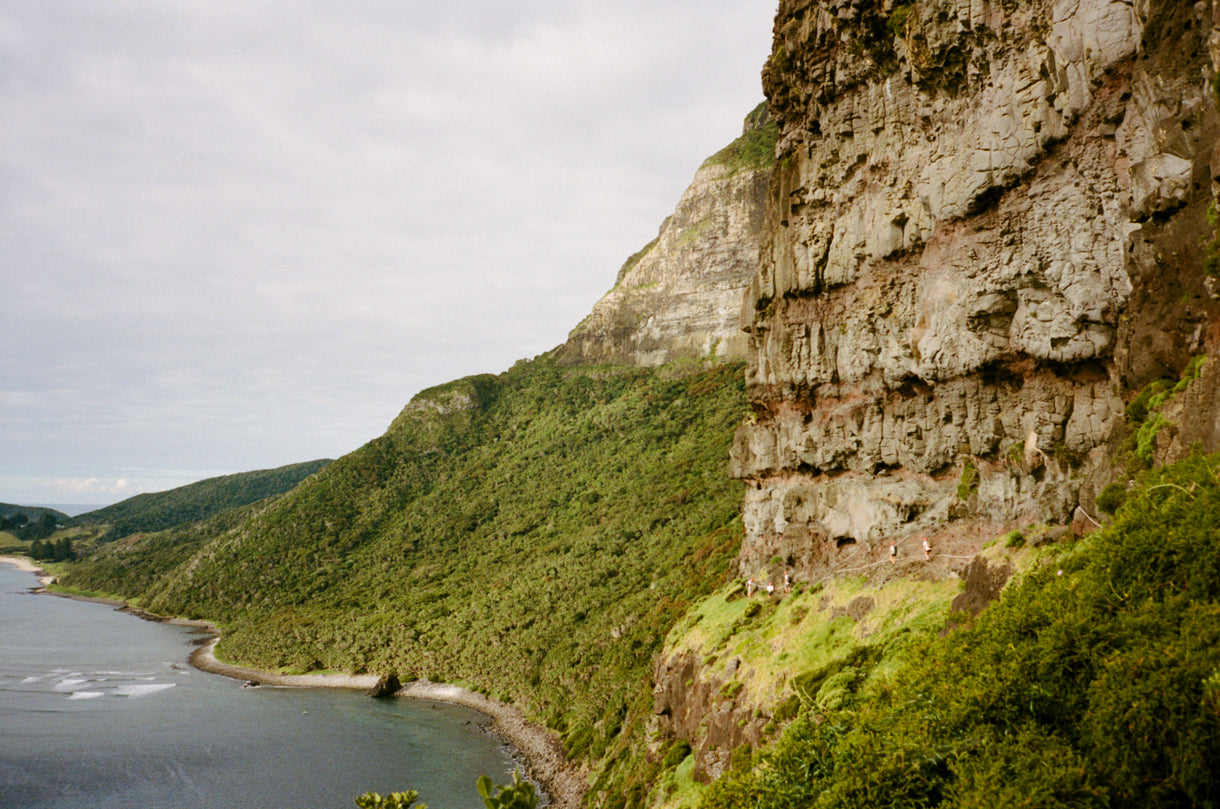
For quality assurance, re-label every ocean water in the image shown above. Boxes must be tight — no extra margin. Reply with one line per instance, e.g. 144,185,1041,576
0,564,518,809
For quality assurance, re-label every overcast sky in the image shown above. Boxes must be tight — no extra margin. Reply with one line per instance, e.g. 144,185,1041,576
1,1,776,508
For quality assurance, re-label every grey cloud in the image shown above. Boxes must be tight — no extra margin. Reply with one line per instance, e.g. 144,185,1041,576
1,0,775,504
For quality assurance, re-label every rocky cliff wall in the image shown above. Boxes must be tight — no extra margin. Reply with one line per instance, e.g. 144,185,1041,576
730,0,1220,582
558,108,774,367
651,1,1220,782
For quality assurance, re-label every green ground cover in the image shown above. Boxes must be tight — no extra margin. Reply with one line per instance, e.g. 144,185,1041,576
699,454,1220,809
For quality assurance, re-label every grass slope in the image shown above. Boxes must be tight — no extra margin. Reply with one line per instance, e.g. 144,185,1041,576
71,459,332,541
702,102,777,175
62,356,749,804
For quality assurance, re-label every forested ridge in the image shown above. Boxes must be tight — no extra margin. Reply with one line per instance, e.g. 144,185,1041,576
70,458,331,541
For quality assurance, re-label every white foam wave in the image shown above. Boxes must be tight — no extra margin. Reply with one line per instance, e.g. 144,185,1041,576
113,683,176,698
68,691,105,700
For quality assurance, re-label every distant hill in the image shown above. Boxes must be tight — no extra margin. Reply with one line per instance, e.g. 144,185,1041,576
72,459,331,541
0,504,70,545
38,504,105,517
0,503,70,524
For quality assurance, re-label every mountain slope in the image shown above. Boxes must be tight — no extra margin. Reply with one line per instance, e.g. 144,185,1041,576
0,504,70,547
60,110,779,806
63,358,749,804
0,503,69,523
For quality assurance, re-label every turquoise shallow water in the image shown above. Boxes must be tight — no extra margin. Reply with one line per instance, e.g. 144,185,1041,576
0,564,517,809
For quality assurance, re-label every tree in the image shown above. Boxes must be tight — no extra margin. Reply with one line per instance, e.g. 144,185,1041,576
53,537,74,562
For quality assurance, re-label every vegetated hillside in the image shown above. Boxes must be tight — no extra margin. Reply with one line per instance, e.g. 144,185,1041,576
62,498,279,599
696,454,1220,809
71,459,332,541
62,356,749,803
0,504,71,553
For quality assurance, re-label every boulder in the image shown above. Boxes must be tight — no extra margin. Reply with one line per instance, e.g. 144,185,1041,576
365,673,401,699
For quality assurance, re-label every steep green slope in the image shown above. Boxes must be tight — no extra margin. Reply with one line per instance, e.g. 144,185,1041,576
71,459,331,541
62,356,748,803
697,454,1220,809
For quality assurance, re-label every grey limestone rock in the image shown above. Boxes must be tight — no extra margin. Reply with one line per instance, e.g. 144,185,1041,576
559,112,772,367
734,0,1220,577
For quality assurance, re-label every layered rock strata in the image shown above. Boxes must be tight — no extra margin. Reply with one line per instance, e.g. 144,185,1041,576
652,1,1220,780
558,108,774,367
730,0,1220,581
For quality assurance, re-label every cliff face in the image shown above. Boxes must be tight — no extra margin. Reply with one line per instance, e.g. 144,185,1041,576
558,108,774,367
651,0,1220,782
729,0,1220,581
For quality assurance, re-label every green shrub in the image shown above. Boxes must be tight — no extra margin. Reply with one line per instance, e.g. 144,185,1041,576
957,459,979,501
1095,482,1128,515
946,724,1103,808
661,740,692,770
728,743,753,774
355,790,426,809
476,772,538,809
697,454,1220,809
1126,380,1171,424
1204,203,1220,277
771,693,802,724
888,3,915,38
1134,412,1167,464
703,103,778,175
720,680,744,701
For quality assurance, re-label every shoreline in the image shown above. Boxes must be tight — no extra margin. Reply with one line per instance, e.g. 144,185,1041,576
397,680,586,809
188,635,585,808
0,554,55,586
3,554,586,807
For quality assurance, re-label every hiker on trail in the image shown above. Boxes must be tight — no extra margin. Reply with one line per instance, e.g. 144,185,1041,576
747,577,755,597
922,537,931,559
783,570,791,592
889,542,897,563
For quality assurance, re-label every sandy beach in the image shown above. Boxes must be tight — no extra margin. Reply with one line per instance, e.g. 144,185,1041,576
0,554,54,585
188,635,381,689
189,633,586,808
